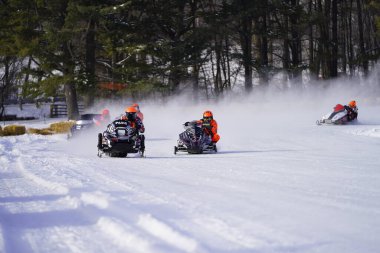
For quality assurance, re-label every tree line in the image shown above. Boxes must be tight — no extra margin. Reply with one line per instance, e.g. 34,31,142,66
1,0,379,119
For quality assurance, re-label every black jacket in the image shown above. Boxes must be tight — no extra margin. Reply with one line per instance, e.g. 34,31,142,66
344,105,358,121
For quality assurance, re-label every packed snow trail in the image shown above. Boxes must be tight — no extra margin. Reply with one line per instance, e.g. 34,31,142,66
0,103,380,253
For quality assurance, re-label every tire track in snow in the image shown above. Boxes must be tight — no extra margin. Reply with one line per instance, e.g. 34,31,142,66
81,158,266,252
92,204,205,253
8,136,197,251
16,158,69,195
0,141,10,172
0,144,84,252
61,160,207,253
3,135,300,252
1,135,69,195
137,213,201,253
0,138,19,172
16,154,201,252
74,163,208,252
96,217,153,253
0,137,112,252
76,187,205,252
2,135,204,252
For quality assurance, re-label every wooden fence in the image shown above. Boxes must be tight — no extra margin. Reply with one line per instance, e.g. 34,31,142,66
50,104,85,118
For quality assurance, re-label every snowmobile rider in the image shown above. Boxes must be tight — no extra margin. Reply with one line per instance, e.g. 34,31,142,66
102,106,145,148
122,106,145,150
197,110,220,144
119,106,145,133
94,108,111,126
132,103,144,121
344,100,358,121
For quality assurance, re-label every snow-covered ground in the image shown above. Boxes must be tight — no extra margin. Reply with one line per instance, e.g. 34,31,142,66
1,94,380,253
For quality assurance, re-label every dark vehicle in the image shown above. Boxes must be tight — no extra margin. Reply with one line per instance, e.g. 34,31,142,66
68,113,101,138
174,121,217,154
97,125,145,158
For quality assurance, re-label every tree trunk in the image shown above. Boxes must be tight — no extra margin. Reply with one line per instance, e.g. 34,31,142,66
20,56,33,110
356,0,368,76
331,0,338,77
225,37,232,90
341,0,347,75
192,64,199,102
83,17,96,107
283,10,290,85
191,1,200,101
290,0,302,84
318,0,331,78
214,35,223,96
63,43,79,120
64,81,79,120
308,0,317,79
0,57,11,119
348,0,354,76
240,15,253,92
259,7,269,86
168,58,182,94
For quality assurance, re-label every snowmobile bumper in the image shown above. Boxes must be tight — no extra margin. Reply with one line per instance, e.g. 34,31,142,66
98,133,144,158
109,141,139,153
174,143,217,154
101,139,139,154
316,118,347,125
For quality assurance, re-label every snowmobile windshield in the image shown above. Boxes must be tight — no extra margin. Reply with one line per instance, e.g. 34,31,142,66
184,121,199,129
116,129,126,136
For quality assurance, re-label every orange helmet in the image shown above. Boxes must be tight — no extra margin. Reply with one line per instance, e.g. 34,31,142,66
102,109,110,116
203,111,213,118
101,109,110,121
203,110,213,121
348,100,356,108
125,106,137,121
125,106,137,113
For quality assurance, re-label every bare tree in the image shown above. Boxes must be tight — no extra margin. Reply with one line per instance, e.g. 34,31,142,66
0,57,21,118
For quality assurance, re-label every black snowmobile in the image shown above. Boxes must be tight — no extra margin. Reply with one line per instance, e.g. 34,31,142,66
97,125,145,158
68,113,102,138
174,121,217,154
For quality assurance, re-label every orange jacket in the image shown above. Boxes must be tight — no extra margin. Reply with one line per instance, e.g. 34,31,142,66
94,115,110,127
197,119,220,142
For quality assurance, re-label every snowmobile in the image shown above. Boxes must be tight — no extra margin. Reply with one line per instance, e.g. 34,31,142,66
68,113,102,138
97,125,145,158
174,121,217,154
316,104,349,125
